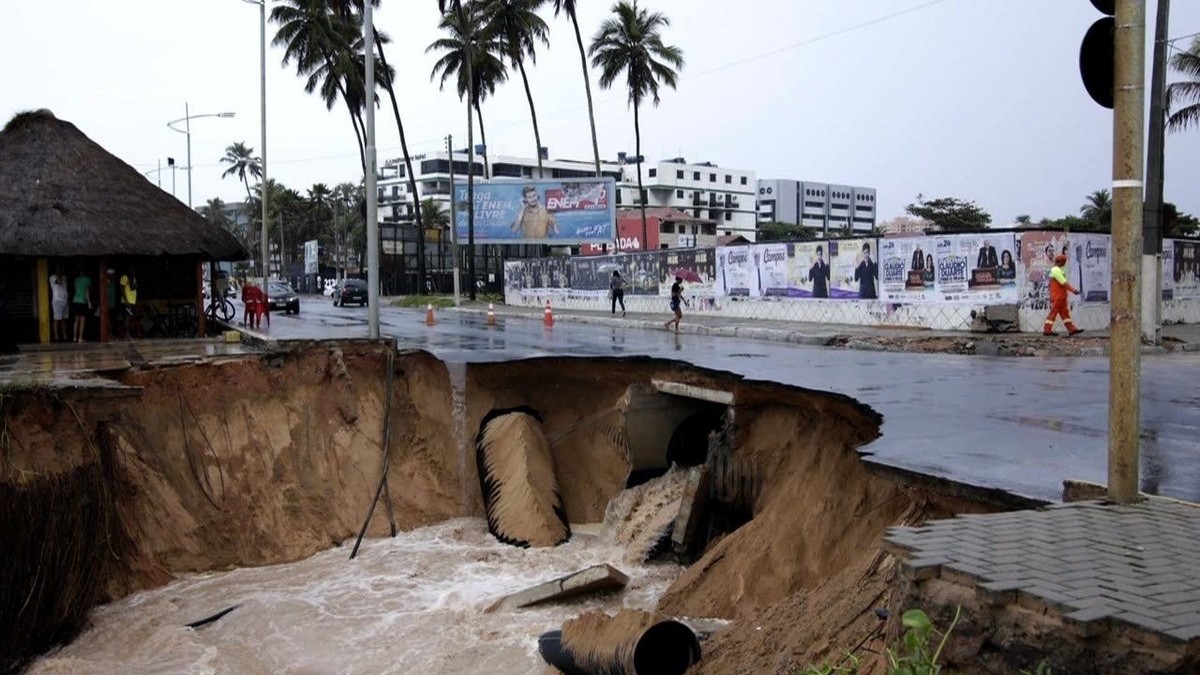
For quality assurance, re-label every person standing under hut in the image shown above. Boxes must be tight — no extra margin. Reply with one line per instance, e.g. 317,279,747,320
662,276,689,333
50,267,68,342
609,270,626,316
120,266,140,339
1044,253,1083,337
71,268,92,343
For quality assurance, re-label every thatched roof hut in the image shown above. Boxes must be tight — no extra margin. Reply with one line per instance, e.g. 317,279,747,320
0,109,246,259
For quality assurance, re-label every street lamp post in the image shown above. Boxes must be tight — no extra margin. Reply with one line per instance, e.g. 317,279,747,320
241,0,269,286
167,107,235,210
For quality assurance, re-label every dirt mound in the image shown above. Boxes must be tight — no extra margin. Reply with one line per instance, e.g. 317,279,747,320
476,411,570,547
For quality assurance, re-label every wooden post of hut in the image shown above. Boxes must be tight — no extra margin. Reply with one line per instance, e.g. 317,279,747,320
98,259,109,342
36,258,50,344
196,260,206,338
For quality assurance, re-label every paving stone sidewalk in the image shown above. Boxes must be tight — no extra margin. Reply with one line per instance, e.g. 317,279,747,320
885,498,1200,645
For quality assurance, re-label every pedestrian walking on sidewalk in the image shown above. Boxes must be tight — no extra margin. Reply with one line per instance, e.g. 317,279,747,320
609,271,626,316
663,276,689,333
1044,253,1083,336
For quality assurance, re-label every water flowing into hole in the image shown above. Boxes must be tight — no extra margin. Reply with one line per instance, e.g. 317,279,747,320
445,360,471,507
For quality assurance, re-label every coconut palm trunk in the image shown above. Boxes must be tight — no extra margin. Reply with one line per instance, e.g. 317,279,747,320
569,12,601,177
475,101,491,179
516,61,544,176
372,30,427,290
633,101,646,250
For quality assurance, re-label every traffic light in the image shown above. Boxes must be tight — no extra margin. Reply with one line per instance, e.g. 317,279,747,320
1080,0,1115,108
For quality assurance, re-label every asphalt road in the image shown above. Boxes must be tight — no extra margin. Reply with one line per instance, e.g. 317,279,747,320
261,296,1200,504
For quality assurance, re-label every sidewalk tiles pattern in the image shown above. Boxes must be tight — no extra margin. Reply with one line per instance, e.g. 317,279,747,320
884,498,1200,645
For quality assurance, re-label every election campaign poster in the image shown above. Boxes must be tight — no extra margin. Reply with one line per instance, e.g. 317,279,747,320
879,236,937,303
784,241,836,299
753,243,790,297
1174,239,1200,300
1069,234,1111,303
1162,240,1175,300
454,179,616,244
929,233,1018,303
715,245,757,297
829,238,880,300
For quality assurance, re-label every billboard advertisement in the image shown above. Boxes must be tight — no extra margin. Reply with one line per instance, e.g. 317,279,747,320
454,178,616,244
1162,240,1175,300
1017,231,1071,310
1070,234,1111,303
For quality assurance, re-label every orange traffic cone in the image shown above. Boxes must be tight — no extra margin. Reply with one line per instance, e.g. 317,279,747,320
543,300,554,327
486,303,497,326
425,303,436,326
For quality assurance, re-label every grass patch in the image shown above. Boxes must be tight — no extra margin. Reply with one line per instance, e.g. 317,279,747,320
391,295,457,309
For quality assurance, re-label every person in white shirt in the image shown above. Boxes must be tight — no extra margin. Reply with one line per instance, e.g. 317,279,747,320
49,268,68,342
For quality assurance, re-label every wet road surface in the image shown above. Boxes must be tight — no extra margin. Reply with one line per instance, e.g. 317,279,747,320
261,299,1200,503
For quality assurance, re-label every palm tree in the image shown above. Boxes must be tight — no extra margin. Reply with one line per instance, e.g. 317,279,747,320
1167,37,1200,132
202,197,234,233
429,3,507,298
271,0,372,171
551,0,601,177
589,1,684,250
329,1,428,290
481,0,550,176
1081,189,1113,229
220,142,263,207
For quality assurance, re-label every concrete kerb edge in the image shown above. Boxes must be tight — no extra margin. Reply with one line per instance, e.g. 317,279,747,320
453,307,1194,355
452,306,837,346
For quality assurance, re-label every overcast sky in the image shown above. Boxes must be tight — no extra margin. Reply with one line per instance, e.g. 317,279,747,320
3,0,1198,225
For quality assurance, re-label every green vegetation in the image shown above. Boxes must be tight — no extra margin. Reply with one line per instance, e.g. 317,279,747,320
905,196,992,233
794,606,1053,675
391,295,457,309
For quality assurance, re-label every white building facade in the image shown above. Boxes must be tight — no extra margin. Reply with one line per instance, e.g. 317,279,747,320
756,179,877,236
618,158,758,242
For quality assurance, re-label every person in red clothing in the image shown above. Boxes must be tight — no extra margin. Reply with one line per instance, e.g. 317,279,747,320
242,282,263,329
1044,253,1083,336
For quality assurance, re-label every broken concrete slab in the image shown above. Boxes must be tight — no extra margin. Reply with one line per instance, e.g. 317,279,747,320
485,564,629,613
672,466,711,558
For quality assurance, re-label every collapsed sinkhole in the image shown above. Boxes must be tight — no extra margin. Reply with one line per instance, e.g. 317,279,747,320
0,343,1016,674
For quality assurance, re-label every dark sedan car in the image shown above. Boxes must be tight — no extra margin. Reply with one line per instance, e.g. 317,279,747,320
332,278,369,307
267,282,300,314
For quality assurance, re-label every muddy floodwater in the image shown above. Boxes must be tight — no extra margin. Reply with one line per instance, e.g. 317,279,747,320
30,518,683,674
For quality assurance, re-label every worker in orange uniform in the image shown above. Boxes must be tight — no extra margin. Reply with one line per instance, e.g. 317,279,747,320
1044,253,1083,337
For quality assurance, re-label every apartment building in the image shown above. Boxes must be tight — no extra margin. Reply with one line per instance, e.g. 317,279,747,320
616,157,758,242
756,179,877,235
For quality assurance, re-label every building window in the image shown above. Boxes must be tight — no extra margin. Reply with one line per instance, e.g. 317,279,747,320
709,173,716,182
725,212,732,221
676,189,684,198
694,209,701,218
693,171,700,180
691,224,699,234
676,170,684,179
740,176,747,185
649,168,657,178
660,223,673,233
616,190,623,205
724,175,732,184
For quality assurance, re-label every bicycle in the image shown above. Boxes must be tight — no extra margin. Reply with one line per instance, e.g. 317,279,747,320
205,294,235,323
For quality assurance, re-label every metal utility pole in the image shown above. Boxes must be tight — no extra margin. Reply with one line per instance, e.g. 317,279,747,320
364,0,380,338
448,135,462,307
258,0,269,286
1142,0,1170,345
1108,0,1146,504
185,102,193,209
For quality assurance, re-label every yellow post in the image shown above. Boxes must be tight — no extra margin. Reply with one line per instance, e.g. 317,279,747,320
36,258,50,344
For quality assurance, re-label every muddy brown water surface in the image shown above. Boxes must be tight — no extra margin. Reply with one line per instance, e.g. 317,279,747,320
0,341,1150,673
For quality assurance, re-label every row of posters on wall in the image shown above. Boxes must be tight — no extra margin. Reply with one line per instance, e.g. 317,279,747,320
504,234,1200,306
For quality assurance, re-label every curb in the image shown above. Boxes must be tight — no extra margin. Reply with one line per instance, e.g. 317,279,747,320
453,306,1192,357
